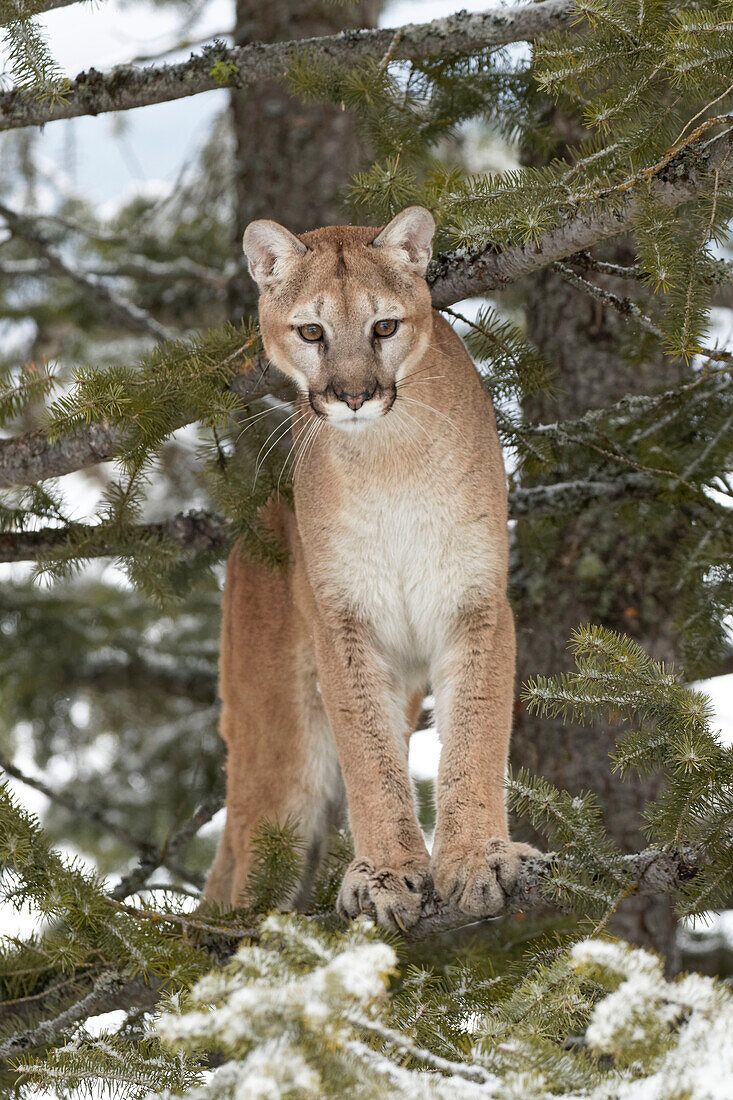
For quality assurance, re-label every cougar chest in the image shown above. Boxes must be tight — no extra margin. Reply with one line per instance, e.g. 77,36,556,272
330,476,498,670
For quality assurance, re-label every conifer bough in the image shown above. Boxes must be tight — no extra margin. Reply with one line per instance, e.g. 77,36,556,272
0,0,574,131
410,842,706,937
0,475,657,561
0,841,708,1039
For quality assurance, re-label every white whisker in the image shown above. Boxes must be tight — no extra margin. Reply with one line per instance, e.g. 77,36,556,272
396,375,444,389
398,394,466,442
276,413,313,497
395,404,433,447
292,417,321,484
254,411,309,485
234,402,288,445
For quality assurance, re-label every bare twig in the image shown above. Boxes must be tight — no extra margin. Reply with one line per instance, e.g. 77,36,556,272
0,757,207,887
0,757,148,851
109,899,254,939
0,255,228,288
110,792,222,901
553,263,732,365
0,203,174,342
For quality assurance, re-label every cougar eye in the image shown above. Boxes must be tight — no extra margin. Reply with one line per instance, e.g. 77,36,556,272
297,323,323,342
374,318,399,338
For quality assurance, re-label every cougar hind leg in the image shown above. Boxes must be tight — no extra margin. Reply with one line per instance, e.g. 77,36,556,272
204,513,344,910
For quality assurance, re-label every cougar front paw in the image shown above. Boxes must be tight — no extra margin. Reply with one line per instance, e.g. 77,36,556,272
433,839,540,918
337,858,433,932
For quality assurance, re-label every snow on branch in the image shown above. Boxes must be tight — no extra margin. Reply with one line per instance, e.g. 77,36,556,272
0,841,708,1049
0,0,574,131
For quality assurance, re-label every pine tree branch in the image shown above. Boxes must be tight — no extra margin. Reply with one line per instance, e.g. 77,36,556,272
346,1021,495,1085
428,125,733,305
552,261,733,365
0,359,292,489
0,255,228,287
0,420,125,489
567,252,733,290
110,792,222,901
0,202,175,341
0,476,661,562
73,651,218,704
0,757,152,851
0,511,232,560
508,472,655,516
0,842,708,1049
407,844,707,938
0,0,574,131
0,972,167,1062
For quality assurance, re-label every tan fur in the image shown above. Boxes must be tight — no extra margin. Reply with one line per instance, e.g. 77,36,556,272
204,208,537,928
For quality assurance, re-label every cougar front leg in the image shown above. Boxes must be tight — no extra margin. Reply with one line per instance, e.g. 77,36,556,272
431,600,538,917
313,614,431,931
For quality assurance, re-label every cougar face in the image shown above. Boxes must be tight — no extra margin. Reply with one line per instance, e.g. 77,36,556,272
243,209,435,431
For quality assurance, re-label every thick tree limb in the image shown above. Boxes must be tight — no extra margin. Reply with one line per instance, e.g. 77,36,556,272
0,0,86,27
0,0,574,132
427,126,733,305
0,971,130,1060
408,844,707,938
508,472,655,516
0,842,707,1053
0,476,660,562
0,360,293,489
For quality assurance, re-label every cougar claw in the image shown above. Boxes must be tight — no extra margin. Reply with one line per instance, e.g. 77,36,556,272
337,859,432,932
433,839,540,918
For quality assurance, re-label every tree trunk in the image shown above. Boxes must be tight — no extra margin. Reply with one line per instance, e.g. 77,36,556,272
227,0,380,319
511,241,688,966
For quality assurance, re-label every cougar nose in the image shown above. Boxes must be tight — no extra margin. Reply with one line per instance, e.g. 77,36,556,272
336,388,374,411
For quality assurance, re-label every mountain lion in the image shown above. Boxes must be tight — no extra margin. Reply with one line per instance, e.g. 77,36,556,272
204,206,537,929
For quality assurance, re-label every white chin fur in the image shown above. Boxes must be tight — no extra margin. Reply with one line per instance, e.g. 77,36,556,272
324,400,385,430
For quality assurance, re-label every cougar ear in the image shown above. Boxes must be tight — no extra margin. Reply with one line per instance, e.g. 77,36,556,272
371,206,435,275
242,220,308,289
